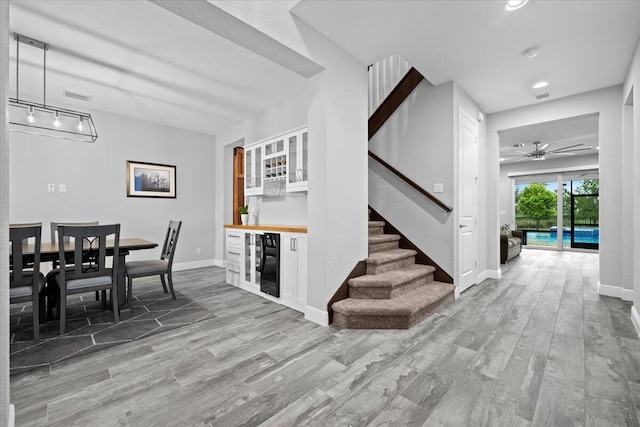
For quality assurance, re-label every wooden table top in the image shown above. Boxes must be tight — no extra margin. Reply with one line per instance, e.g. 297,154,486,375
224,224,307,233
21,238,158,256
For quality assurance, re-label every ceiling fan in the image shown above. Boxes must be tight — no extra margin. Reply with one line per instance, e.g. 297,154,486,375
502,141,593,162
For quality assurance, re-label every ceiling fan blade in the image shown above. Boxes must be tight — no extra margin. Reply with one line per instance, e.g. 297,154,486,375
513,156,531,162
547,143,584,153
562,147,593,152
502,153,528,157
547,152,575,156
539,143,550,151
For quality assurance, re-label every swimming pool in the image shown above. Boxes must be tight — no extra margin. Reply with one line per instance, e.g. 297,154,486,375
526,228,599,246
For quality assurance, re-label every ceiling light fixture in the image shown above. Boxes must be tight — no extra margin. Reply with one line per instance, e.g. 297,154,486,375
532,81,549,89
523,47,540,59
499,158,506,162
8,33,97,143
506,0,529,11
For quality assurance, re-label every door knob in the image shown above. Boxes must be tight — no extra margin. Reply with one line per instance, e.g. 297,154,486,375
459,224,468,228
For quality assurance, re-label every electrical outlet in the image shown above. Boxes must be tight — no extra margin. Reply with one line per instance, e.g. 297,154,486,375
433,183,444,193
59,184,67,193
196,247,202,255
47,184,55,193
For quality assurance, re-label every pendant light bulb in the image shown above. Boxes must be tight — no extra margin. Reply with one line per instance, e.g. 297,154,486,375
54,111,61,127
27,106,35,123
77,116,84,132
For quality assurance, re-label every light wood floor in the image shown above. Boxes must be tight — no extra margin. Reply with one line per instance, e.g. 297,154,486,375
10,249,640,426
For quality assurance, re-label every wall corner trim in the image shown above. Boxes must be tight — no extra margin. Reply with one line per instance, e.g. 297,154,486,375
631,306,640,338
305,306,329,326
9,404,15,427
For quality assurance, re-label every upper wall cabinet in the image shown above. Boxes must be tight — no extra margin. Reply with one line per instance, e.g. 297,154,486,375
245,126,308,197
286,129,308,192
245,144,263,196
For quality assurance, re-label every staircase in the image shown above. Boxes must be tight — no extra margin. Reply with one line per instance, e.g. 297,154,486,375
331,215,455,329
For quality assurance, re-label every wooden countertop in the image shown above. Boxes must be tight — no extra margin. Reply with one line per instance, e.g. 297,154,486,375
224,224,307,233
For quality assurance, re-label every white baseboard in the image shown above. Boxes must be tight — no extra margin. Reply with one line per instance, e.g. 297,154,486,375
597,282,634,301
477,269,501,283
172,259,220,272
454,287,460,299
305,305,328,326
9,404,15,427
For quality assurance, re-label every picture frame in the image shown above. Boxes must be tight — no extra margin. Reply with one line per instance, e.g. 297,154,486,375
126,160,176,198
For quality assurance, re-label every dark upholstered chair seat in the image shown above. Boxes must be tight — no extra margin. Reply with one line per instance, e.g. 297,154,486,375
10,277,45,299
58,273,114,291
125,259,169,277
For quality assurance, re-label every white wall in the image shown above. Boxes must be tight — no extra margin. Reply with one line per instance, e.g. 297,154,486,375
623,39,640,318
499,154,600,226
488,86,622,288
213,9,368,325
1,1,10,424
369,80,455,274
9,108,216,268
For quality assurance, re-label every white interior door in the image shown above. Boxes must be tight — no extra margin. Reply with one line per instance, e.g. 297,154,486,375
458,107,478,293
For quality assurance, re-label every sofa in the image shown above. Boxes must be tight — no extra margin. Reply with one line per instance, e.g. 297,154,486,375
500,229,523,264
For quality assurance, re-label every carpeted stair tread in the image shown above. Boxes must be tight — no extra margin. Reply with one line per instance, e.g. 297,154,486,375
368,234,401,244
368,221,385,227
349,264,434,288
366,248,416,265
332,282,455,329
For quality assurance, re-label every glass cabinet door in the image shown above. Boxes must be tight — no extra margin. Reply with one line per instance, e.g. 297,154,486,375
288,133,298,185
301,130,308,182
254,146,262,189
244,233,252,283
245,149,253,188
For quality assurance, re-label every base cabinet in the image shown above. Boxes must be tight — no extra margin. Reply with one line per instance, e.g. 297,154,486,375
226,227,307,313
282,233,307,307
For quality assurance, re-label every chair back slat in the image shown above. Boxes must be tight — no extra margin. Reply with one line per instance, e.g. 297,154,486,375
51,221,99,244
58,224,120,281
9,223,42,288
160,220,182,266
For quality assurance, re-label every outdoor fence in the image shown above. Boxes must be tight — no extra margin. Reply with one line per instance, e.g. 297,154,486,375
514,216,599,230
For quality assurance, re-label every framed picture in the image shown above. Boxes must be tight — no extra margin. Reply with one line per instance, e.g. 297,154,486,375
126,161,176,198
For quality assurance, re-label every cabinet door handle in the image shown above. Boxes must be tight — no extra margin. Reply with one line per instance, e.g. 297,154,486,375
290,238,294,251
228,251,240,256
293,237,297,251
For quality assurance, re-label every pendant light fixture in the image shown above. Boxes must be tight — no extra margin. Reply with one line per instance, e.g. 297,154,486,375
8,33,98,143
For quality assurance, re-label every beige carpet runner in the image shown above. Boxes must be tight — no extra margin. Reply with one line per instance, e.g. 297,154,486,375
332,218,455,329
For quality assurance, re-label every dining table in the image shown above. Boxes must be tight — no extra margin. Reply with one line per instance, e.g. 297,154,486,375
21,238,158,309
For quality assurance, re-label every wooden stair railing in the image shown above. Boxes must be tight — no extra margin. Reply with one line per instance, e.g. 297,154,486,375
368,66,452,213
368,150,453,213
369,67,425,139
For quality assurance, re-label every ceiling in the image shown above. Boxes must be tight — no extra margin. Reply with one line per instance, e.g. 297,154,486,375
292,0,640,114
498,113,599,164
8,0,313,136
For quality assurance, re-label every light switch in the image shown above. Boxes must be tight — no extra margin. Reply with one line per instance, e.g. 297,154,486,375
59,184,67,193
433,183,443,193
47,184,55,193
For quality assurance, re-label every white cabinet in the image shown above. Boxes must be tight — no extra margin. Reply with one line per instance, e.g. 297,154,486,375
225,228,262,288
263,135,287,182
281,233,307,307
244,144,263,196
286,129,308,192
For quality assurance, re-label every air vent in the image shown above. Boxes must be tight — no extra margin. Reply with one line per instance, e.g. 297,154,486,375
536,92,550,100
63,90,92,102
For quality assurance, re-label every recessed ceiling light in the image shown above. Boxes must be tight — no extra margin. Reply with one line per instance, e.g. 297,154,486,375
532,81,549,89
506,0,528,11
596,146,600,150
499,158,506,162
511,143,525,147
523,48,540,59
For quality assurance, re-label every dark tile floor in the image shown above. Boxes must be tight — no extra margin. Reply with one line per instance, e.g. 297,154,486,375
10,276,215,371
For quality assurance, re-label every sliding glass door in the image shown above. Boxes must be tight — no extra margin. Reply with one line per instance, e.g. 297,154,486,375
513,172,599,251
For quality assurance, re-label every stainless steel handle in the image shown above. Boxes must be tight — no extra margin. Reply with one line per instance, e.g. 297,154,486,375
459,224,467,229
290,238,294,251
228,251,240,256
229,268,240,273
293,237,297,251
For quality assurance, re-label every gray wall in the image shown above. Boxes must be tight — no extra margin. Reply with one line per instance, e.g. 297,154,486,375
9,108,216,267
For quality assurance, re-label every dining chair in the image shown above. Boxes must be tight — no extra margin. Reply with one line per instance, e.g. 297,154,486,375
125,220,182,308
9,223,46,342
49,221,101,304
54,224,120,335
